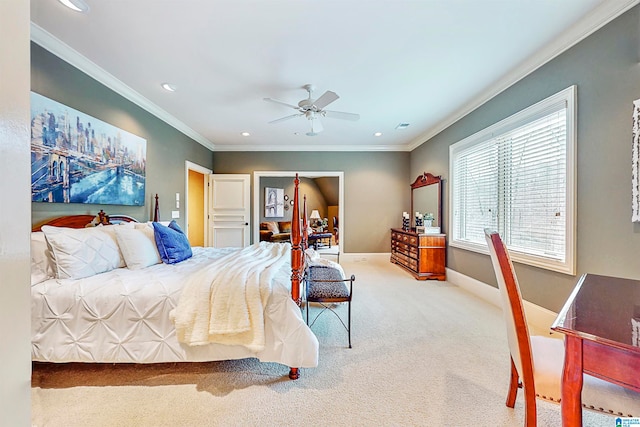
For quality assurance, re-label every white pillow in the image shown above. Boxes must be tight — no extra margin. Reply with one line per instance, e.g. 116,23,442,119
30,231,55,285
41,225,122,280
114,224,161,270
97,225,126,268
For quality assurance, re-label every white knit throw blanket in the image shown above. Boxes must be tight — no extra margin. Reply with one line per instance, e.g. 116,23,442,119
171,242,290,351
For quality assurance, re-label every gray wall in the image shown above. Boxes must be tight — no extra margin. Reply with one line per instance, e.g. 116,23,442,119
212,151,410,253
30,43,214,228
411,6,640,311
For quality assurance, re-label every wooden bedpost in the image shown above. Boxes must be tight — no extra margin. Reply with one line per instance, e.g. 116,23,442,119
291,174,302,307
289,174,303,380
302,195,308,249
153,194,160,222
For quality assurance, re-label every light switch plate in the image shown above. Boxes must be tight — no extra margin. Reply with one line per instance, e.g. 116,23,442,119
171,210,179,219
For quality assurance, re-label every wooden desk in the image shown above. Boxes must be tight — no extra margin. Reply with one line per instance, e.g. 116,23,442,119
551,274,640,426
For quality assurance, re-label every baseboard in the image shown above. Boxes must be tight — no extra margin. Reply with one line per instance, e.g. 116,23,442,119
445,267,561,337
340,252,390,263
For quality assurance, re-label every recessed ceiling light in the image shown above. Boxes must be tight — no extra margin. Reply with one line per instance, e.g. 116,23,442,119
241,132,250,137
58,0,90,13
161,83,177,92
395,123,410,130
374,132,383,137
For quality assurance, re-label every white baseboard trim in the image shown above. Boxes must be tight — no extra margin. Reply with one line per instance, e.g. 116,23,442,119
339,252,390,263
445,267,560,336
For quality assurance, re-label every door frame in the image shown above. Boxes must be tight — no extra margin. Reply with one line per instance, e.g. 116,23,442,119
185,161,212,246
253,171,344,253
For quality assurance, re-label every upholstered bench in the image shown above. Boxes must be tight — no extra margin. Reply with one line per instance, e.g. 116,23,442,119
305,265,355,348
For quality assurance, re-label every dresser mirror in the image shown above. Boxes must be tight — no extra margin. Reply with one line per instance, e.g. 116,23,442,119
410,172,442,229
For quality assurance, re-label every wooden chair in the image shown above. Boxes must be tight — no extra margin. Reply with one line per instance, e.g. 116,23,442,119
484,229,640,426
305,265,354,348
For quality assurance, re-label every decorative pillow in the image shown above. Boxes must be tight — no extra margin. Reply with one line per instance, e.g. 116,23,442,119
30,231,56,285
113,224,162,270
41,225,122,280
261,221,279,233
152,220,192,264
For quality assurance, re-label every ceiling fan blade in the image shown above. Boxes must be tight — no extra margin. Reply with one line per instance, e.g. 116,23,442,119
313,91,339,110
268,113,302,124
323,110,360,121
263,97,300,110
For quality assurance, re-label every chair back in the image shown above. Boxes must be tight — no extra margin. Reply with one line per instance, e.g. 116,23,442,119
484,229,536,396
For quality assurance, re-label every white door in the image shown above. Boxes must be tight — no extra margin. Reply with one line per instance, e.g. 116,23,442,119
208,174,250,248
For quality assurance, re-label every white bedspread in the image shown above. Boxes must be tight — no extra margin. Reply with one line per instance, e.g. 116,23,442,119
171,242,289,351
31,245,318,368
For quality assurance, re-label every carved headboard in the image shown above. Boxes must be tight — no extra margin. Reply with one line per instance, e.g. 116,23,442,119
32,211,139,231
32,194,159,231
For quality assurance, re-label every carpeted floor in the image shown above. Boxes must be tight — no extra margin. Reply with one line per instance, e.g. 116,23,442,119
32,258,615,426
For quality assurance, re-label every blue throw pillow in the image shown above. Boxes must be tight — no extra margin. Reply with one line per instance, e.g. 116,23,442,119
168,220,185,234
152,221,192,264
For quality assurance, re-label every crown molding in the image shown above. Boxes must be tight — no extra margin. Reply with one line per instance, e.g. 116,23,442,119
406,0,640,151
211,143,410,152
30,23,216,151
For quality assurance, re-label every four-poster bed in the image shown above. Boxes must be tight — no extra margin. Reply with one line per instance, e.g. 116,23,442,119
31,175,315,379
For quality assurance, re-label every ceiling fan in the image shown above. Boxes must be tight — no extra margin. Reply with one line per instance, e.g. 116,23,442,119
263,84,360,136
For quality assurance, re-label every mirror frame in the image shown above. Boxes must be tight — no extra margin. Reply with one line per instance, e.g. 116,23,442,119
410,172,442,229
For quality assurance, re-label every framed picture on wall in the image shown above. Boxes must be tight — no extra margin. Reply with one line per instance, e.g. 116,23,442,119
30,92,147,206
265,187,284,218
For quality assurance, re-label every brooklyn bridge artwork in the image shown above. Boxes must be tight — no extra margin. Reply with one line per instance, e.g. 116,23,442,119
30,92,146,206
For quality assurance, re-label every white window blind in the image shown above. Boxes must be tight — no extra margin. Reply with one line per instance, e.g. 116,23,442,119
450,86,576,274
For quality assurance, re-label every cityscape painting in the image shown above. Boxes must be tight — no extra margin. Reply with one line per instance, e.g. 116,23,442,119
30,92,146,206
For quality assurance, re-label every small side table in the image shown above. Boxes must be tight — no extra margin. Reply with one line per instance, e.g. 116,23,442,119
307,232,332,249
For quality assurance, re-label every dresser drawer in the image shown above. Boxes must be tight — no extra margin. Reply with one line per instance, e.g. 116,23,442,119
398,234,418,246
390,228,446,281
392,253,418,272
393,242,417,258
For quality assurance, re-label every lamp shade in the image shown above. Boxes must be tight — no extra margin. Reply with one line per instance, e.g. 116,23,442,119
310,210,321,220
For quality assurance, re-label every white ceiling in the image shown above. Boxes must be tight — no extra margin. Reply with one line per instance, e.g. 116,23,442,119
30,0,637,152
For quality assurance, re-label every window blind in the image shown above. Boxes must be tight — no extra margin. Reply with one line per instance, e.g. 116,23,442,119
450,86,575,274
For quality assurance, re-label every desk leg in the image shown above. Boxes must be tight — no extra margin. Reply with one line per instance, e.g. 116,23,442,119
562,336,583,427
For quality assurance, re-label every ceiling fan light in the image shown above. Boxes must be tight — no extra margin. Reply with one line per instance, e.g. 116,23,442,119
58,0,90,13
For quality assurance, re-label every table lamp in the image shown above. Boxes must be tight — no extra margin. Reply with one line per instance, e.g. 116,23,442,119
310,210,321,229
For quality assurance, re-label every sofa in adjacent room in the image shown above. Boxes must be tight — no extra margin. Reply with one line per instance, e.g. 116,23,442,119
259,221,292,242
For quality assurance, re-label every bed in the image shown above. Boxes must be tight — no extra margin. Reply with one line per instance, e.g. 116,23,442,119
31,175,315,379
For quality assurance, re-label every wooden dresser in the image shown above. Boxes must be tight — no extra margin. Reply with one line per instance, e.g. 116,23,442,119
390,228,446,281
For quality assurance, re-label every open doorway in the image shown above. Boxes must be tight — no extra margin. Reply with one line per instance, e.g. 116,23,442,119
185,161,212,246
253,171,344,254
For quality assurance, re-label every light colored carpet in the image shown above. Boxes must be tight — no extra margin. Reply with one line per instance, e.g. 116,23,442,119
32,258,614,427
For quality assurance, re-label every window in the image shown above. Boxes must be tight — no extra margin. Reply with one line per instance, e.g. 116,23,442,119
449,86,576,274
